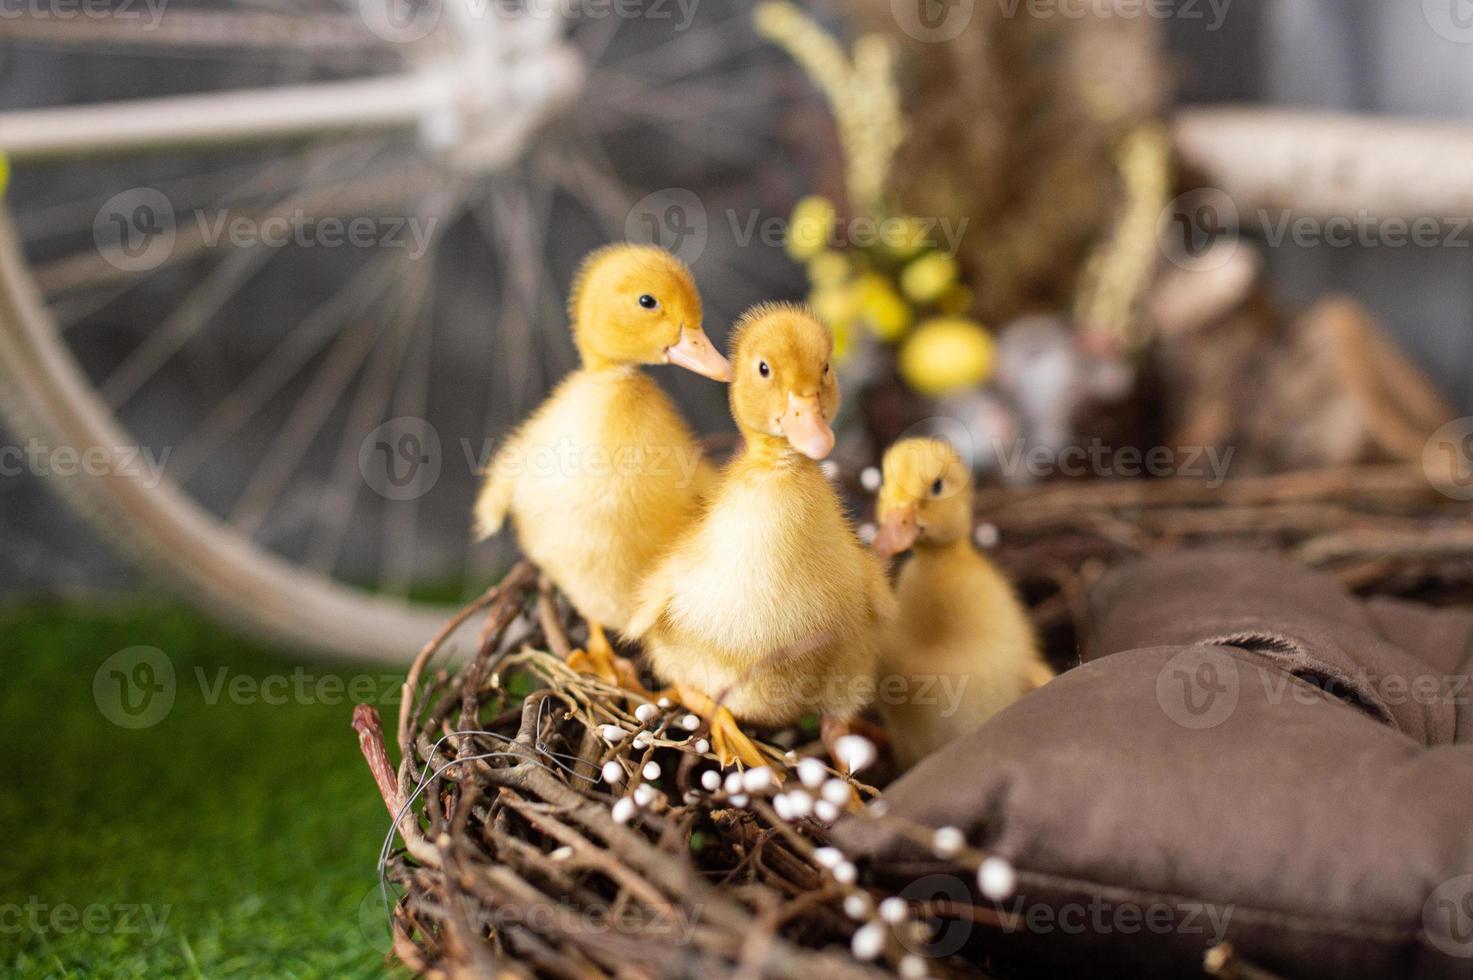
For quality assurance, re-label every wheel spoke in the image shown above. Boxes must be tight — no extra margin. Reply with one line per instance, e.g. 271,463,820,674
305,238,438,575
378,270,438,598
169,258,394,483
0,9,402,56
228,286,390,538
101,244,279,409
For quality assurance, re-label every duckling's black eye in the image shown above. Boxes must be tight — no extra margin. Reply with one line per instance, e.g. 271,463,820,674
823,362,830,376
758,361,770,378
931,478,944,496
638,294,658,310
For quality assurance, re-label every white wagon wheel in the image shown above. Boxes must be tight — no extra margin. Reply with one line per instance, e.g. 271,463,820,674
0,1,808,660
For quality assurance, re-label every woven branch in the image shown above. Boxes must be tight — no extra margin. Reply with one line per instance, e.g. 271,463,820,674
354,464,1468,977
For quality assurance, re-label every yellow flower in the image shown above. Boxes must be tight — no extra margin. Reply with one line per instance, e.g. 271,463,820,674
853,273,911,342
806,250,851,287
899,251,958,304
899,317,994,396
786,195,836,261
878,215,930,259
809,282,858,332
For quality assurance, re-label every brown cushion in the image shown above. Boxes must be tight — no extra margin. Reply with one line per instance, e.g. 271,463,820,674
836,552,1473,979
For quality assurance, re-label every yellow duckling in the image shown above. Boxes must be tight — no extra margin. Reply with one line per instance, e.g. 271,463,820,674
871,438,1053,770
626,304,895,767
475,244,731,683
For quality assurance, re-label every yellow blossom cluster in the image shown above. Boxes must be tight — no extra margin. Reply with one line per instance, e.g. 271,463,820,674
785,195,993,395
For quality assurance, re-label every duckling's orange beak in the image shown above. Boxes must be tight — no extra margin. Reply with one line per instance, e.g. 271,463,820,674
872,503,919,559
780,392,834,460
665,326,732,382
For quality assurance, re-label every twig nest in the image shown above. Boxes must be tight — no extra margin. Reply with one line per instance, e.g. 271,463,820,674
978,857,1018,900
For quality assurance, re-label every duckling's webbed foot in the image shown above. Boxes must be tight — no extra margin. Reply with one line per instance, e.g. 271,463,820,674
567,622,649,695
673,683,769,769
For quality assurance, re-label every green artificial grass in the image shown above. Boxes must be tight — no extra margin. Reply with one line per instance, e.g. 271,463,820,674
0,599,407,979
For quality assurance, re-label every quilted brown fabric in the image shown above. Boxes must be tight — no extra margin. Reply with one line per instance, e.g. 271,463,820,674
835,552,1473,979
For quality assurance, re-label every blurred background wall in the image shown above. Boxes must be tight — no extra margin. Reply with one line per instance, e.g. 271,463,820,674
2,0,1470,600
